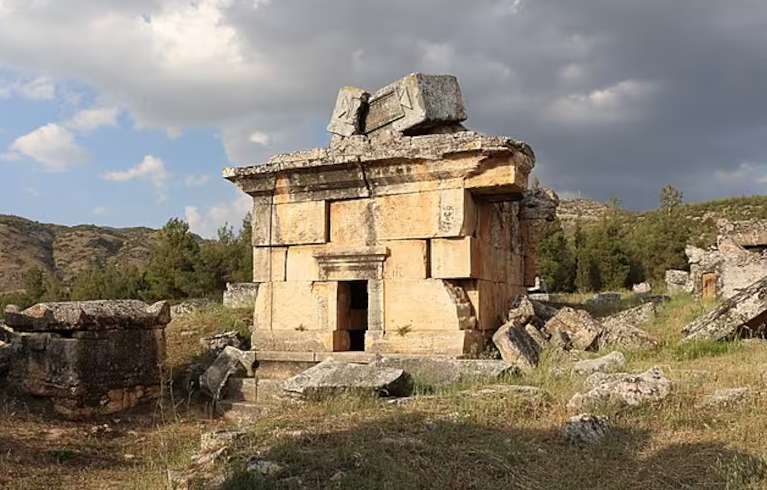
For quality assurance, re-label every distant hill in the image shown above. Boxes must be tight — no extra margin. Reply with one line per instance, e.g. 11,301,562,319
0,214,158,294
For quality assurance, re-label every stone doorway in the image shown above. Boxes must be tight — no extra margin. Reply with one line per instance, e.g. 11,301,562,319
336,280,369,351
702,273,717,299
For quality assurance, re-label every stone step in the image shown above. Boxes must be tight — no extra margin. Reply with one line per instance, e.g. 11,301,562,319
256,378,285,404
226,377,257,403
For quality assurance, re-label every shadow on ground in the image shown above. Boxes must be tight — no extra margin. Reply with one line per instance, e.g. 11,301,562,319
222,411,765,490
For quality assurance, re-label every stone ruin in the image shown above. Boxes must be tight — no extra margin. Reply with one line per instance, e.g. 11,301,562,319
667,219,767,299
223,73,558,364
3,300,169,419
222,282,259,309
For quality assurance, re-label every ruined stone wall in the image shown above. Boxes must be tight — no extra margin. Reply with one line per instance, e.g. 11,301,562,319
686,241,767,299
5,300,169,419
223,283,259,308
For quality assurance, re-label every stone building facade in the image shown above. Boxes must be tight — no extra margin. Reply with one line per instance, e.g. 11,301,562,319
224,73,557,358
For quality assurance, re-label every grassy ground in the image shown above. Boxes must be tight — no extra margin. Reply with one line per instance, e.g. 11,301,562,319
4,296,767,489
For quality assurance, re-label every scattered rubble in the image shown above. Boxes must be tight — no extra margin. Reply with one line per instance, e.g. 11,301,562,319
170,299,215,317
200,331,243,355
567,366,673,412
562,414,610,445
280,359,413,400
199,346,256,401
544,307,601,351
599,303,660,350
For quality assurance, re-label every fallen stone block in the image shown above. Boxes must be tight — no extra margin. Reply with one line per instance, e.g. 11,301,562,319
599,303,660,350
369,356,518,385
682,274,767,342
544,307,602,351
562,414,610,445
524,324,549,350
492,322,541,369
280,360,413,400
567,366,673,412
665,269,691,294
199,347,255,401
632,282,652,294
505,295,536,325
572,351,627,375
5,299,170,331
695,388,751,408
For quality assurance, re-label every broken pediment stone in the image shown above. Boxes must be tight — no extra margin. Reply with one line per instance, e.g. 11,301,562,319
327,87,370,137
364,73,467,136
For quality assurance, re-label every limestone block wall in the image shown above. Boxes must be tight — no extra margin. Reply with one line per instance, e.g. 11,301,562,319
249,186,530,356
223,282,259,308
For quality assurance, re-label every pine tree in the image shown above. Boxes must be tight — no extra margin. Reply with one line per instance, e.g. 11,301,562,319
144,218,201,300
536,219,575,292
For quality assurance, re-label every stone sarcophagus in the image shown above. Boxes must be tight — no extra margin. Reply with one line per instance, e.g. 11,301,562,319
224,73,557,359
5,300,169,418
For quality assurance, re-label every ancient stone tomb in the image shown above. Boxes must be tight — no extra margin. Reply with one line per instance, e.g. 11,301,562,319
224,73,556,358
5,300,169,418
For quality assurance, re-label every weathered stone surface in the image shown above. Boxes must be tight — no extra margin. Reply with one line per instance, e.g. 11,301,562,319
199,347,255,401
524,323,549,349
584,372,631,389
588,292,621,305
572,352,626,375
567,367,673,411
632,282,652,294
364,73,466,136
0,340,10,375
6,300,170,331
505,295,536,325
492,322,541,369
389,384,550,406
544,307,602,351
686,235,767,300
682,274,767,341
599,303,660,350
8,325,165,419
223,283,259,308
0,323,13,343
519,188,559,222
327,87,370,137
665,269,691,294
280,359,413,399
200,331,243,355
369,356,518,385
563,414,610,445
695,388,751,408
170,299,215,318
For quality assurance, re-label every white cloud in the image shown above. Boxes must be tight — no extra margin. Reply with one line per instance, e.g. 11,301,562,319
248,131,270,145
102,154,170,203
185,174,211,187
23,186,41,197
185,192,251,238
91,206,107,215
6,123,89,171
544,79,660,125
66,106,119,131
0,76,55,100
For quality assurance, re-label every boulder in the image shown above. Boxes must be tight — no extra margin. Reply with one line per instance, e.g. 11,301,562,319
280,360,413,400
681,274,767,342
562,414,610,445
584,371,630,388
544,307,602,351
369,356,518,385
492,322,541,369
695,388,751,408
571,352,626,375
505,295,536,325
567,366,673,411
599,303,660,350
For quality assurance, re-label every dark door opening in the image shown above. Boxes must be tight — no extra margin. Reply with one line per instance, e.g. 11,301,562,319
336,280,369,352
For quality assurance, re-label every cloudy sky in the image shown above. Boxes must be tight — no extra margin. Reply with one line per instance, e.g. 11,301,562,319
1,0,766,237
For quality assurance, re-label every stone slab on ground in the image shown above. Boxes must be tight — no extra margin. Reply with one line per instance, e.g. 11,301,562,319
567,366,673,412
280,359,413,400
599,303,660,350
5,300,170,331
368,356,518,385
563,414,610,445
695,388,751,408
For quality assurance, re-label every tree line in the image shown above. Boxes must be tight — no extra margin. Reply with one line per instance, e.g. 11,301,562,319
536,185,693,293
1,214,253,311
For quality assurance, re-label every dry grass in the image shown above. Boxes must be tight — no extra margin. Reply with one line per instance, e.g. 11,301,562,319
4,295,767,489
